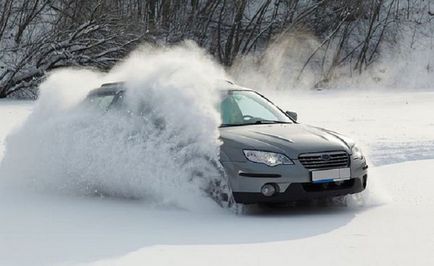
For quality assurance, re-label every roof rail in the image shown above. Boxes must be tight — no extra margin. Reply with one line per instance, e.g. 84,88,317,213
101,82,124,87
100,80,235,88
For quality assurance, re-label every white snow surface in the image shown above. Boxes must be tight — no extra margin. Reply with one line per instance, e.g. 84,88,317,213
1,89,434,266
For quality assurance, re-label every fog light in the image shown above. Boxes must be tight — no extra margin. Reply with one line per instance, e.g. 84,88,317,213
261,183,278,197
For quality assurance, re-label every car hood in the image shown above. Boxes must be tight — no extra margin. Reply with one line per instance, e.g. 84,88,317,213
219,123,352,161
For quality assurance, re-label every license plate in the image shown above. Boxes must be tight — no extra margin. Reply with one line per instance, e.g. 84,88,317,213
311,168,351,183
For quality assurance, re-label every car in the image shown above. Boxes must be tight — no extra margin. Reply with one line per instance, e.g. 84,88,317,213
85,81,368,204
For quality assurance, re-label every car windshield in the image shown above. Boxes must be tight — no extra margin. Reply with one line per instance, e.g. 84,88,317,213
220,90,292,127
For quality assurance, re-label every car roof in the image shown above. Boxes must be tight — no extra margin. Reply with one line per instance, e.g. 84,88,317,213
87,82,124,96
87,80,253,97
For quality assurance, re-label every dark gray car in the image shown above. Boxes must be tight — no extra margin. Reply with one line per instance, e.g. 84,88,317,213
86,82,368,204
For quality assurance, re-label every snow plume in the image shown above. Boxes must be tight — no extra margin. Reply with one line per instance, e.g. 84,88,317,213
231,32,321,92
0,42,230,211
346,162,391,209
231,26,434,92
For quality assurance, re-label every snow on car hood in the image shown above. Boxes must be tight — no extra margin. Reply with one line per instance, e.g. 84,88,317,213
220,123,352,161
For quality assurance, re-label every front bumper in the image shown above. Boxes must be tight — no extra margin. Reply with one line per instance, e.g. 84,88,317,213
233,176,367,204
221,158,368,204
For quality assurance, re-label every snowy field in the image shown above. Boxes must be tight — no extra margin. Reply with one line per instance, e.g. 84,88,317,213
1,89,433,266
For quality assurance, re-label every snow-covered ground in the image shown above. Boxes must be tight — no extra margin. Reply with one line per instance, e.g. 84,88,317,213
266,90,434,165
0,90,434,266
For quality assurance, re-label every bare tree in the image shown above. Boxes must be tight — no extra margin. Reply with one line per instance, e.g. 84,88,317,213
0,0,145,98
0,0,432,98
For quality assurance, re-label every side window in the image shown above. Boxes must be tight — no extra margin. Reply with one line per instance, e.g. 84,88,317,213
110,92,126,110
88,94,116,111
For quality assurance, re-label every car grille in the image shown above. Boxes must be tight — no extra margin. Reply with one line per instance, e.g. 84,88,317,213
298,151,350,170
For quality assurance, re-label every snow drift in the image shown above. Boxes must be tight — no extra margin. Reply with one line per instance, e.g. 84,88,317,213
0,42,229,210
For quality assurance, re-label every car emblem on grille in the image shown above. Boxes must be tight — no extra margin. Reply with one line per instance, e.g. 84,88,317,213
321,154,331,161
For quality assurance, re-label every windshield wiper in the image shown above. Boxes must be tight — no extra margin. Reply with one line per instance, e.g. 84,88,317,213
256,120,291,124
221,120,291,127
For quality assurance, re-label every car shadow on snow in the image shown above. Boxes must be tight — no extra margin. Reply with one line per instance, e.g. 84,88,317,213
0,189,374,266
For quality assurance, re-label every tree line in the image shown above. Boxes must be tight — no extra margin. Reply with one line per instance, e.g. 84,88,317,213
0,0,432,98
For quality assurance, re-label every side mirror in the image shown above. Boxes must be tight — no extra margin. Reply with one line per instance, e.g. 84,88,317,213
286,111,298,122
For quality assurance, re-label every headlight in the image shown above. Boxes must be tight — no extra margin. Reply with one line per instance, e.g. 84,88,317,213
351,145,364,160
243,150,294,167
